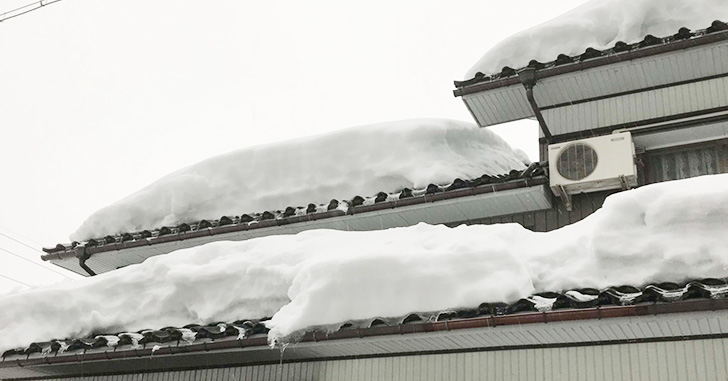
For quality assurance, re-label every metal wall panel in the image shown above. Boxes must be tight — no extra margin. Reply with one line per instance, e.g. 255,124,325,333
542,76,728,136
29,338,728,381
569,78,722,134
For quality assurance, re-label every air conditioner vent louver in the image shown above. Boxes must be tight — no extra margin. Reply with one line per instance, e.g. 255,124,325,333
556,143,598,181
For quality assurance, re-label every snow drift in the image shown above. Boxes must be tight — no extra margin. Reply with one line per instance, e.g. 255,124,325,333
71,119,527,241
465,0,728,78
3,174,728,351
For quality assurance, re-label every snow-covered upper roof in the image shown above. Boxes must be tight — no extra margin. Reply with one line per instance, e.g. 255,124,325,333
463,0,728,79
69,119,527,242
5,174,728,353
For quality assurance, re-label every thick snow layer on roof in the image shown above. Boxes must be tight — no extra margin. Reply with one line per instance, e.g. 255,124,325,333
464,0,728,79
71,119,526,241
3,174,728,351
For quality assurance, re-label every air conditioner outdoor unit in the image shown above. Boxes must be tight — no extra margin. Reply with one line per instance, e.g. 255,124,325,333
548,131,637,200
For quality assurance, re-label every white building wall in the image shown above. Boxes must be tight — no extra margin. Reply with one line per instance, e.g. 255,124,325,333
43,337,728,381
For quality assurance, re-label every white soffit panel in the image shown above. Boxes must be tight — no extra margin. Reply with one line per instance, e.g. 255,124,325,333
463,85,534,127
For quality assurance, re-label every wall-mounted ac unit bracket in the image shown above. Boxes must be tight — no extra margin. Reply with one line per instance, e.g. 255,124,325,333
619,175,631,191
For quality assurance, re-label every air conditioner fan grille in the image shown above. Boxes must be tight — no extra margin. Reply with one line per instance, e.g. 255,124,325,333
556,143,598,181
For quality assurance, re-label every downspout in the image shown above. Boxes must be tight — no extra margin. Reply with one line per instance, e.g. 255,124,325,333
517,67,553,144
75,245,97,276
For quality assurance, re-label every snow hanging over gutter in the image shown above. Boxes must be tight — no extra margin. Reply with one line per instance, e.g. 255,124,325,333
70,119,527,241
3,174,728,352
464,0,728,79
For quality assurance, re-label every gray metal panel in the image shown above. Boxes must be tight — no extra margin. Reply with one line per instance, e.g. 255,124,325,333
462,85,534,127
534,41,728,108
543,76,728,135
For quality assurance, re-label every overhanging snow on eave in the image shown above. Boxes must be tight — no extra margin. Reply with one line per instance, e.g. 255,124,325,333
45,181,552,276
455,31,728,128
3,300,728,379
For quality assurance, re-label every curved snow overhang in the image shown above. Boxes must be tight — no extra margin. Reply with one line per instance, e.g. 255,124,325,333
42,172,551,276
3,298,728,379
453,23,728,131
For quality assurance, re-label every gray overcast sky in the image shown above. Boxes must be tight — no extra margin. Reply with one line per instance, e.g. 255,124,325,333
0,0,588,291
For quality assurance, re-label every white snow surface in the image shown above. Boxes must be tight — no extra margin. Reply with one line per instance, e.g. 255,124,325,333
465,0,728,78
71,119,526,241
3,174,728,351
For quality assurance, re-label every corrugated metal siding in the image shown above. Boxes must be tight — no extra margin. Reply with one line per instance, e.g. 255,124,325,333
542,76,728,136
644,141,728,184
462,85,533,127
534,41,728,108
32,338,728,381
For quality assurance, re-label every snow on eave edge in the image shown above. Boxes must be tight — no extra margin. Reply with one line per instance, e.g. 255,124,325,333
454,20,728,91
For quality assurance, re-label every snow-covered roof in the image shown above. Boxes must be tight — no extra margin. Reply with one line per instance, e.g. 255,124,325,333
5,174,728,357
461,0,728,80
456,20,728,92
4,283,728,376
42,164,547,272
65,119,527,244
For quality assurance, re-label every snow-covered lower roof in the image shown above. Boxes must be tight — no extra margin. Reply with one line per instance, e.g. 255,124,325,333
4,287,728,378
43,164,548,275
462,0,728,80
67,119,527,243
5,174,728,355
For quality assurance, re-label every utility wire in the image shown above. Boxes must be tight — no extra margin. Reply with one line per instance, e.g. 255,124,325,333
0,0,63,23
0,225,43,248
0,272,31,287
0,246,74,279
0,230,44,254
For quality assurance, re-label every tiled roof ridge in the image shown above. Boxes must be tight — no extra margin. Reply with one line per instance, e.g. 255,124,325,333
4,277,727,359
42,162,547,257
454,20,728,89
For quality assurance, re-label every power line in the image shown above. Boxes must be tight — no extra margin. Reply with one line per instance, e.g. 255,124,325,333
0,230,44,254
0,246,74,279
0,0,63,23
0,225,43,248
0,272,31,287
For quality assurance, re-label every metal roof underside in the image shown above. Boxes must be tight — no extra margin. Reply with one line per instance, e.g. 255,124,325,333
459,27,728,129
